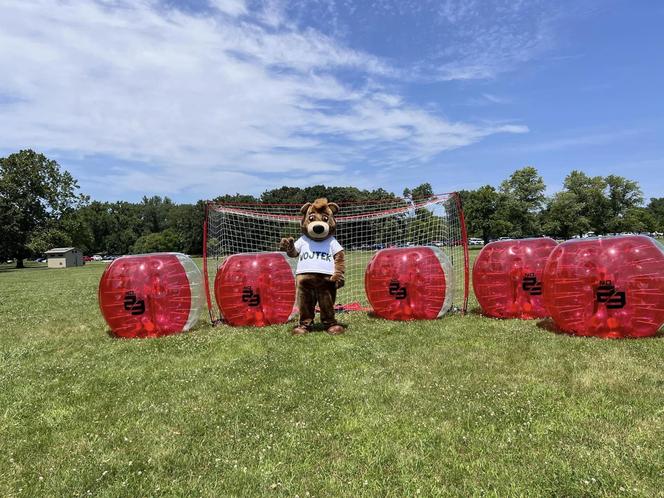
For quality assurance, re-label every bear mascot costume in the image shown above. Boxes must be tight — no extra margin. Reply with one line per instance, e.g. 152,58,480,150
280,198,346,335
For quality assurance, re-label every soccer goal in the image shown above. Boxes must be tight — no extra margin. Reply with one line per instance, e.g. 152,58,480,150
203,193,469,323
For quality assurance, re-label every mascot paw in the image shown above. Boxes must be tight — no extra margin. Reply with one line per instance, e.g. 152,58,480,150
279,237,295,252
329,275,345,289
326,324,346,335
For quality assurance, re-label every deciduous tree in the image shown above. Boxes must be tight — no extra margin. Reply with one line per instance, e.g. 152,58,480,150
0,150,86,268
541,191,590,239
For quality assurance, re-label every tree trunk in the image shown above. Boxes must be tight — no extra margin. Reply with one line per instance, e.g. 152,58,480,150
15,250,25,269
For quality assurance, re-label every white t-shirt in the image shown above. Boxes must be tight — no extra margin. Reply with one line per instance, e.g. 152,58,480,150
293,236,343,275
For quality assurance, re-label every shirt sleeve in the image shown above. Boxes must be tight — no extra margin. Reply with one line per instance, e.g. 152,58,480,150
294,237,305,252
330,238,343,256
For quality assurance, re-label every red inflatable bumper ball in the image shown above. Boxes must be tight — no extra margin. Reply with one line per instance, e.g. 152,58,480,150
543,235,664,338
365,246,454,320
98,253,204,338
214,252,296,326
473,237,557,319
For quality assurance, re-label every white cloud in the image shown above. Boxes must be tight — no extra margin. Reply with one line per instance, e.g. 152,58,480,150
482,93,510,104
518,129,643,153
0,0,528,199
209,0,247,17
284,0,562,82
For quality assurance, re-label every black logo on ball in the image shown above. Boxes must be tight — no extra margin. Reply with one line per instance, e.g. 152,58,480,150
123,291,145,315
596,280,626,309
242,286,261,307
522,273,543,296
389,280,407,300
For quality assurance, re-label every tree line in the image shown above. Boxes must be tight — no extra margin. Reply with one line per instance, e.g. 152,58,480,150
460,166,663,242
2,150,664,268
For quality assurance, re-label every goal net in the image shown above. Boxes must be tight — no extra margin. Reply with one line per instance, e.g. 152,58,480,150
203,193,469,323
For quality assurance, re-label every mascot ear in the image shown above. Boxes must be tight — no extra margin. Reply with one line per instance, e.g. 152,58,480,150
328,202,340,214
300,202,312,215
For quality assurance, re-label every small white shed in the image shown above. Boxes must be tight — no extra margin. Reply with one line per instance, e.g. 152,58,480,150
45,247,84,268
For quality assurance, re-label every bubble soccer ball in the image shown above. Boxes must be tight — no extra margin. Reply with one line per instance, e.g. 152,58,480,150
365,246,454,320
473,237,557,319
98,253,204,338
214,252,296,326
543,235,664,338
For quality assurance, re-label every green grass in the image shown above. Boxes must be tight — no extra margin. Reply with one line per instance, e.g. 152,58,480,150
1,260,664,497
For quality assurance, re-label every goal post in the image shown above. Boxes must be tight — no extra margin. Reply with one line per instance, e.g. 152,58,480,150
203,193,469,323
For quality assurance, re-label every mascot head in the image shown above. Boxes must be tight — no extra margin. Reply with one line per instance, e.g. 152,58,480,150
300,198,339,241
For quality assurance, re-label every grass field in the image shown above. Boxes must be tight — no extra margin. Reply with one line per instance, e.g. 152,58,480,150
1,258,664,496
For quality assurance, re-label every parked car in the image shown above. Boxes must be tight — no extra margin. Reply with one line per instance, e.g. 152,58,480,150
92,255,103,261
83,256,93,262
468,238,484,246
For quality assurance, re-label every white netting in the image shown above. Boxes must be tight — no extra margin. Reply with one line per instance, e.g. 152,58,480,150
204,194,469,323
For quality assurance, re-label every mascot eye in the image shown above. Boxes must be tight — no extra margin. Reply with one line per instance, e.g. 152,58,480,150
322,216,329,222
308,215,315,221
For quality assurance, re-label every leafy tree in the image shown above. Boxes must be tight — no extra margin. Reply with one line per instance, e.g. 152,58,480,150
170,201,205,255
605,175,643,214
140,196,174,234
541,191,590,239
257,187,299,204
460,186,512,242
646,197,664,232
499,167,545,237
0,150,86,268
54,210,94,255
104,202,143,254
132,229,180,254
609,207,656,234
563,171,609,233
260,185,399,205
403,183,434,201
604,175,643,232
500,166,546,207
76,201,114,254
26,228,73,256
559,172,644,234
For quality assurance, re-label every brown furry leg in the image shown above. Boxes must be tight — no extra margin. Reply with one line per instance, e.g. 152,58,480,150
296,274,318,331
319,280,344,334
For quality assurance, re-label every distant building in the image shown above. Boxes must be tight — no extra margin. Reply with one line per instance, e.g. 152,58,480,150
45,247,84,268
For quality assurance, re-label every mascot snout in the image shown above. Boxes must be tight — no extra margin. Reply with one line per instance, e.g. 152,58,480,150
308,221,329,239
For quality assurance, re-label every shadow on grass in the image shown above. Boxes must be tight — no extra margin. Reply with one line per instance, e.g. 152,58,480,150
536,318,569,337
536,318,664,339
466,305,484,317
364,310,462,322
0,264,49,273
207,316,351,335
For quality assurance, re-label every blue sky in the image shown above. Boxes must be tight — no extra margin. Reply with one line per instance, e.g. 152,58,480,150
1,0,663,202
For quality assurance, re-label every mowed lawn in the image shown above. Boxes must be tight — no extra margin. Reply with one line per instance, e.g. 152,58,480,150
1,258,663,497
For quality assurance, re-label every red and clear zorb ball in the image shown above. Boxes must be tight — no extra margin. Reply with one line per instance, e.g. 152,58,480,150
98,253,204,338
543,235,664,338
365,246,454,320
214,252,296,326
473,237,557,319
